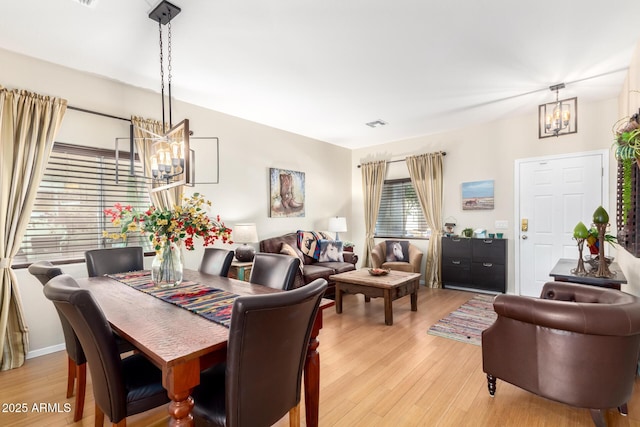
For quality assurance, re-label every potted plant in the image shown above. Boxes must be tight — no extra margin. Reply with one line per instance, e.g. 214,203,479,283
343,240,355,252
461,228,473,238
612,114,640,225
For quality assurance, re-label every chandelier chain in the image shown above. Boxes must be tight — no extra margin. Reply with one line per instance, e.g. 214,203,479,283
158,21,164,102
167,18,172,86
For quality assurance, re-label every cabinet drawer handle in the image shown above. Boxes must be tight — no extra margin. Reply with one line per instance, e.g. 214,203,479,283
452,237,461,242
451,260,461,265
483,263,493,267
483,239,493,244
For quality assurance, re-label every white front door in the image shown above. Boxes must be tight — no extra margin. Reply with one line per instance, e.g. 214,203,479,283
516,151,608,297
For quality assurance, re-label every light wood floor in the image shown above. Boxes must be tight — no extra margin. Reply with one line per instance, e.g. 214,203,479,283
2,286,640,426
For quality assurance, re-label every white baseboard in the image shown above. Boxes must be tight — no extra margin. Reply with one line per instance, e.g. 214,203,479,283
27,343,65,359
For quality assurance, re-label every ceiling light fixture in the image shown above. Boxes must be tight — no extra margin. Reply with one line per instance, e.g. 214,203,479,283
366,119,387,128
138,0,191,193
538,83,577,138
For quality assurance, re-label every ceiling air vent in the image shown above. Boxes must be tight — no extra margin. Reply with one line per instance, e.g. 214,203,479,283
71,0,99,7
365,119,387,128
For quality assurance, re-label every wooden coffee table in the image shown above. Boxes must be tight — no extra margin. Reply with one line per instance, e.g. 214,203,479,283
330,269,421,325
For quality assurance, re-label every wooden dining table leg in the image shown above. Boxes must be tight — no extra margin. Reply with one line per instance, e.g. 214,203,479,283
164,360,200,427
304,309,325,427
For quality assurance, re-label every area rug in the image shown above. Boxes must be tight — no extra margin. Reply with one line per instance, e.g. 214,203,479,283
427,294,497,346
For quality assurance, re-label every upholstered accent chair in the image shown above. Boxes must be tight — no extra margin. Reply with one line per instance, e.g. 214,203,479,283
85,246,144,277
371,240,423,273
249,252,301,291
191,278,327,427
42,274,170,427
482,281,640,427
199,248,235,277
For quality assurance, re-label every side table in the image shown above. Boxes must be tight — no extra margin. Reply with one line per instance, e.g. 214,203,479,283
549,258,627,290
228,260,253,282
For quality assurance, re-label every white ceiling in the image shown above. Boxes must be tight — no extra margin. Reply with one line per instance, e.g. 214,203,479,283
2,0,640,149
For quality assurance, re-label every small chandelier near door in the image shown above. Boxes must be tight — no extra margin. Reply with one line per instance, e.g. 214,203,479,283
538,83,577,138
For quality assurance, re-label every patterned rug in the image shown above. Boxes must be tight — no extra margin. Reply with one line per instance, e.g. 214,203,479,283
427,294,497,346
107,271,239,328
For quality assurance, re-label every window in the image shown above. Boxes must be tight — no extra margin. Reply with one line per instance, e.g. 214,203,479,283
375,178,430,239
15,143,152,266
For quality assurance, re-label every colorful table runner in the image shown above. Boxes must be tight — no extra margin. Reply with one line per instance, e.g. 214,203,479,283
107,271,238,328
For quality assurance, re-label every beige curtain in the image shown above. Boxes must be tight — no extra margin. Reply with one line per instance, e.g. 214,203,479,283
131,116,183,209
361,160,387,267
0,87,67,370
406,153,444,288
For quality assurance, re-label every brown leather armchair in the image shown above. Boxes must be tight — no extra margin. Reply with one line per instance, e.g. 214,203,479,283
371,240,423,273
482,281,640,427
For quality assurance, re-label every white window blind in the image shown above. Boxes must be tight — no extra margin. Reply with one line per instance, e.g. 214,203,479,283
375,178,430,239
15,143,152,265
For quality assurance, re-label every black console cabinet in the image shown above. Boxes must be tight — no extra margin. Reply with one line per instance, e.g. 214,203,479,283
441,236,507,293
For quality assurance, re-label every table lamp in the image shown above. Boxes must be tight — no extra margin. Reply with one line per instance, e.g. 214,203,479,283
328,216,347,241
233,223,259,262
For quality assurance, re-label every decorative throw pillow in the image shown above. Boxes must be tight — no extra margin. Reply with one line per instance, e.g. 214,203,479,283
317,239,344,263
280,242,305,274
296,230,331,260
385,240,410,263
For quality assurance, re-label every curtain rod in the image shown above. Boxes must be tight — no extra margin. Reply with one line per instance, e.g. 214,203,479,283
356,151,446,168
67,105,131,122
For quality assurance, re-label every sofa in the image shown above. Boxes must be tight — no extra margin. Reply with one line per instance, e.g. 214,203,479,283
259,232,358,297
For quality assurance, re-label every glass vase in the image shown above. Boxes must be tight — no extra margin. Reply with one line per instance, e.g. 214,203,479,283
151,240,184,287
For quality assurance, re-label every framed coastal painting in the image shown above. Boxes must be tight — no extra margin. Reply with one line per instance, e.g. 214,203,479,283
462,180,494,210
269,168,305,217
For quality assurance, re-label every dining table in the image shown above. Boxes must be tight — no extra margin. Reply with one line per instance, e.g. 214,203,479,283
76,269,334,427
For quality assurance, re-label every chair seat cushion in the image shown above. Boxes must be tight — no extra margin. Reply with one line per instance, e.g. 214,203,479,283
382,261,415,272
121,354,171,416
192,364,226,427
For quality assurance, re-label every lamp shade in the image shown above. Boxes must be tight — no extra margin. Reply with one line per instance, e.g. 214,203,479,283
233,223,258,244
328,217,347,233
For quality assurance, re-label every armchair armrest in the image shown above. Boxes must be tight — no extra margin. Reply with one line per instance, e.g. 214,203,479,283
408,245,423,273
371,245,384,268
343,252,358,265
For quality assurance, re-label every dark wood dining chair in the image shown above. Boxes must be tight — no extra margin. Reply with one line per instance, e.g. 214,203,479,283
42,274,170,427
199,248,235,277
29,261,87,422
191,278,327,427
249,252,301,290
85,246,144,277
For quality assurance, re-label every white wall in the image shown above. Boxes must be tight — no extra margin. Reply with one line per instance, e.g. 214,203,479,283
2,47,353,356
351,97,620,294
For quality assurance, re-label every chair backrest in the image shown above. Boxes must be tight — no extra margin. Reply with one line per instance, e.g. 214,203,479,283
249,252,301,290
225,278,327,427
199,248,235,277
43,274,128,423
85,246,144,277
29,261,86,365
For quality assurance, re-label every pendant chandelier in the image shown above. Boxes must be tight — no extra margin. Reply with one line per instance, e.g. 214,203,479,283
538,83,578,139
144,0,191,192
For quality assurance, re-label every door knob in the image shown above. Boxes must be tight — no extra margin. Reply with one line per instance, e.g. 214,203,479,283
522,235,528,240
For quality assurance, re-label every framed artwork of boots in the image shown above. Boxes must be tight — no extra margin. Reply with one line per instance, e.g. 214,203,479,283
269,167,305,217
